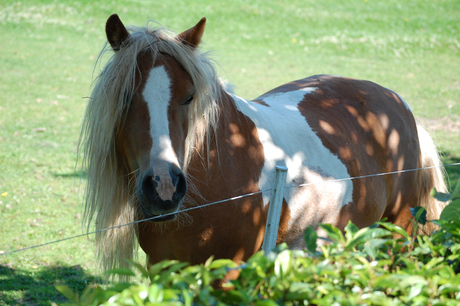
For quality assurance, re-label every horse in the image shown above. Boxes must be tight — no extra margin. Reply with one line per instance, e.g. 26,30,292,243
81,14,447,272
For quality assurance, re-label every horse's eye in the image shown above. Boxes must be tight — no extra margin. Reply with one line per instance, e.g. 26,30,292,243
183,94,194,106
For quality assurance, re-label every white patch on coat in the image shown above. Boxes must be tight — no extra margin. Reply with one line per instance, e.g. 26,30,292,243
143,65,178,201
231,88,353,213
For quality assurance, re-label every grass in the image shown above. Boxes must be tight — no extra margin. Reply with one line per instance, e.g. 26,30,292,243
0,265,102,305
0,0,459,304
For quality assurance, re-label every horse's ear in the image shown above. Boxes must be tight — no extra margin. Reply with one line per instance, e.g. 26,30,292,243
106,14,130,52
177,17,206,48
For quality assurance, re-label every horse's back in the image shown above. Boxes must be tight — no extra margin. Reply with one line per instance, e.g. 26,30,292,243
240,75,421,248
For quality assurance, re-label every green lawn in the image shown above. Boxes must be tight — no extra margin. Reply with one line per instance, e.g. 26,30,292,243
0,0,459,304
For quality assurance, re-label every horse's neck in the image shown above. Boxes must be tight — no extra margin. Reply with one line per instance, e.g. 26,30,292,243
186,89,265,202
212,90,263,161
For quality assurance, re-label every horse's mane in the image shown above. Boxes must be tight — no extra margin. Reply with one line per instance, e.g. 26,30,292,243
79,21,221,272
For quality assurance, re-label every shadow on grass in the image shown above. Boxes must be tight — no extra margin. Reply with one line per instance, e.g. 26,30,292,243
440,151,460,189
0,264,103,306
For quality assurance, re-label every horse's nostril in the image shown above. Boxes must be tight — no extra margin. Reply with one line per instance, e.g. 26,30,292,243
142,175,159,202
169,164,187,196
175,172,187,196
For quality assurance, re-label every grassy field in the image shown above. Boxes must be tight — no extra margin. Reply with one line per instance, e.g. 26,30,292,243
0,0,459,304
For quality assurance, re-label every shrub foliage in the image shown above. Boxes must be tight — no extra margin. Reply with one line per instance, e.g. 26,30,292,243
56,183,460,305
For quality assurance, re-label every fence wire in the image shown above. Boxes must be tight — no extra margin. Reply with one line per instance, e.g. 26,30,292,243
1,162,459,257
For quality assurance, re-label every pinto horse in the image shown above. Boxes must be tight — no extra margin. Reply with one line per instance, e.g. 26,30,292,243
81,15,447,271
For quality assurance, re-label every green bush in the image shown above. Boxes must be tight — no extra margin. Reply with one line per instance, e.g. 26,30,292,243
55,184,460,305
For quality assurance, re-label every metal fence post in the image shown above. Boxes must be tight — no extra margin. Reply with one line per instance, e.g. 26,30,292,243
262,165,288,254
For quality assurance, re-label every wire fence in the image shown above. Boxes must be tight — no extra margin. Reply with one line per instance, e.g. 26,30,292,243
1,162,459,258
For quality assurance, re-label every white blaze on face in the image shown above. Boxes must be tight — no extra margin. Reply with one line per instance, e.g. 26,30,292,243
142,65,178,201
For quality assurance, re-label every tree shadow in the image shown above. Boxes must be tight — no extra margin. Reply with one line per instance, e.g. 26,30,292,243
0,264,103,306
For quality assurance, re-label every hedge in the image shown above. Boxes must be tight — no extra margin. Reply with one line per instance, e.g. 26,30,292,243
55,182,460,306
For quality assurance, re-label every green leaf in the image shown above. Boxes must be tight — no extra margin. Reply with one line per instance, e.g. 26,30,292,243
425,257,445,270
285,282,313,301
255,299,279,306
363,238,388,259
344,220,359,238
247,251,269,267
400,275,428,292
318,223,344,243
345,227,391,251
208,259,238,270
410,206,427,225
361,291,391,304
431,188,452,202
83,286,114,305
204,255,214,268
440,200,460,222
109,283,132,292
212,289,248,304
304,226,318,255
377,222,410,239
274,249,293,278
126,259,149,278
55,285,77,302
105,268,136,277
148,284,164,303
163,262,189,276
450,178,460,198
182,288,193,306
374,274,404,289
163,288,178,301
148,260,180,280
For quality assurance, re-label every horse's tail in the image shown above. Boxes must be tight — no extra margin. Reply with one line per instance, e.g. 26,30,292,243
416,123,448,234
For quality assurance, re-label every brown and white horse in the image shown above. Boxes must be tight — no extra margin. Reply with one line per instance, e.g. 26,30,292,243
81,15,447,271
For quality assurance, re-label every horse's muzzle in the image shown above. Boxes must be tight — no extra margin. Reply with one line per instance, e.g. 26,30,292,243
137,164,187,222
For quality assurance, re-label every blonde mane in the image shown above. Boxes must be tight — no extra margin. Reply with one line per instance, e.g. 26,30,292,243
80,22,222,272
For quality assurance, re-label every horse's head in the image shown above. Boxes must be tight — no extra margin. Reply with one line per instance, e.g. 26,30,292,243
106,14,207,222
